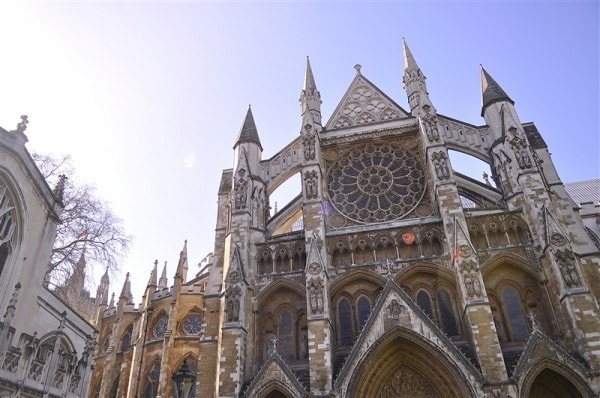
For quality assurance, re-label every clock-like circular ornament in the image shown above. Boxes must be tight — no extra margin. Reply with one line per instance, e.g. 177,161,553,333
182,314,202,335
326,142,426,223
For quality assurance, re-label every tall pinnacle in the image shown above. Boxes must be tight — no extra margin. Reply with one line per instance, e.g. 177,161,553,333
481,66,513,115
303,56,317,93
176,240,188,280
159,261,168,288
234,106,262,150
147,260,158,287
300,56,322,125
402,38,419,72
119,272,133,304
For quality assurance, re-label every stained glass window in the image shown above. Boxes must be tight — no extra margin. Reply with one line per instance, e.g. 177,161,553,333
502,287,528,341
327,142,425,224
278,310,294,360
437,289,458,336
357,296,371,329
339,299,354,346
417,291,434,319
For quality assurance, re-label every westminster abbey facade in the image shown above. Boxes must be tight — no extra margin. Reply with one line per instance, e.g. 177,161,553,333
6,41,598,397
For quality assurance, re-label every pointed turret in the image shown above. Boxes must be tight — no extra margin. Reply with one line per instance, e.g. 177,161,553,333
119,272,133,304
147,260,158,287
53,174,67,204
175,240,188,281
100,266,110,285
159,261,168,288
300,57,322,125
402,39,435,115
480,66,513,116
234,106,262,151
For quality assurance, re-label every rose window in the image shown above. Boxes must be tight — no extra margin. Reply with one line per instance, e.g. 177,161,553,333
326,142,425,223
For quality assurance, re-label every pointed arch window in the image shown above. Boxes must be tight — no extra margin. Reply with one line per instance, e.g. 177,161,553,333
502,286,528,341
338,298,354,347
0,181,17,278
120,329,132,352
356,296,371,329
437,289,459,336
278,310,295,360
144,362,160,398
416,290,434,319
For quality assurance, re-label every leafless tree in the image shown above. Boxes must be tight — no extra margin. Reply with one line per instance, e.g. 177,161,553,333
32,153,132,288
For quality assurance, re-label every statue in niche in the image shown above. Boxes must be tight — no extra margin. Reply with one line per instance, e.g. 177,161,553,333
432,151,450,180
309,281,324,315
234,180,248,210
516,148,532,169
302,130,316,161
304,170,318,199
556,250,581,288
463,272,482,298
422,113,439,142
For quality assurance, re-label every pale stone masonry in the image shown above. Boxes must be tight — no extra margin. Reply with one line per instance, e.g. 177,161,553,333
44,41,600,397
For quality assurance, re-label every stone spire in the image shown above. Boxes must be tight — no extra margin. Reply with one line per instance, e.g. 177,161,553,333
175,240,188,281
300,57,322,126
101,267,110,285
147,260,158,287
119,272,133,304
159,262,168,288
52,175,67,204
234,106,262,151
402,38,434,115
480,66,513,116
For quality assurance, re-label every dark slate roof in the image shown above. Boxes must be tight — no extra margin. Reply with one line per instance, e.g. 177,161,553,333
564,179,600,205
523,123,547,149
481,67,513,115
218,169,233,195
234,106,262,150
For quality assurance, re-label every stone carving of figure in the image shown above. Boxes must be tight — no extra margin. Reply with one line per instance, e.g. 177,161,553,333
232,299,240,322
227,300,234,322
303,130,316,161
516,148,532,169
464,273,474,297
304,170,318,199
309,282,324,315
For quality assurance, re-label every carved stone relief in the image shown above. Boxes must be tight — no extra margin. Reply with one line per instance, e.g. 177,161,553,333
302,130,316,161
431,151,450,180
555,249,581,288
308,279,324,315
378,364,438,397
234,168,249,210
304,170,318,199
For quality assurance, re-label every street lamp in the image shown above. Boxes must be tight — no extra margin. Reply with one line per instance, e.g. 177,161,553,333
172,360,195,398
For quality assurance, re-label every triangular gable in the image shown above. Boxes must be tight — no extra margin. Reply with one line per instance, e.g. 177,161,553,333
542,206,570,251
512,329,589,383
242,352,307,398
325,72,409,131
334,278,481,392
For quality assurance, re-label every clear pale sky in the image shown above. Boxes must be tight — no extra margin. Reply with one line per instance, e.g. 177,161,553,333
1,1,598,300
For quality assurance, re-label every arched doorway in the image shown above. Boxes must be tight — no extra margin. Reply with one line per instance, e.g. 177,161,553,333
346,330,474,397
265,390,288,398
528,368,583,398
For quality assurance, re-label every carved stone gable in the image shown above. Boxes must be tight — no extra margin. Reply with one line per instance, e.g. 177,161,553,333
326,75,408,130
378,364,438,397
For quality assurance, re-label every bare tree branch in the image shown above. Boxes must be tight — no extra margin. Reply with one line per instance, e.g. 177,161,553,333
32,153,132,289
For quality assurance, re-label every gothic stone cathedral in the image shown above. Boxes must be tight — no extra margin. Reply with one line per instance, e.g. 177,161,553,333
88,42,600,398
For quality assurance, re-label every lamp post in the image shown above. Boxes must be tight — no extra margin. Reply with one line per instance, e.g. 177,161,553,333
172,360,195,398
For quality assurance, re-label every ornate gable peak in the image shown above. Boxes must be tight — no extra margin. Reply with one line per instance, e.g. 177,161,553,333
304,233,326,276
325,72,409,131
452,216,476,263
542,206,570,251
242,351,307,398
334,278,481,391
226,244,247,285
511,328,589,380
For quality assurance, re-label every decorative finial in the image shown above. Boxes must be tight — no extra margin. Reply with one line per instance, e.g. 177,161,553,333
17,115,29,133
483,171,491,186
53,174,67,203
354,64,362,74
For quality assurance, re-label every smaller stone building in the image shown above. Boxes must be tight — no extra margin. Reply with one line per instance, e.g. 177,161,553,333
0,118,96,398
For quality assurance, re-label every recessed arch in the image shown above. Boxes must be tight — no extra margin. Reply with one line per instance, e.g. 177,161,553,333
344,327,475,398
520,359,593,398
329,269,385,297
256,278,306,306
